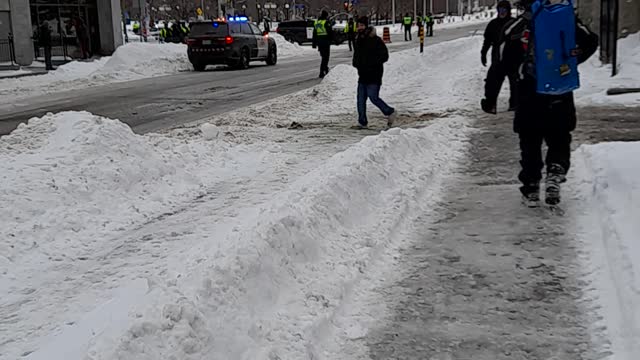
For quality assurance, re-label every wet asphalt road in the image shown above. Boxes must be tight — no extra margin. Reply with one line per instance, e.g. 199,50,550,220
0,25,484,136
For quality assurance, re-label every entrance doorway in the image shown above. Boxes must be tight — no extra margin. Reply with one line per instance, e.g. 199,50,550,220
30,0,100,62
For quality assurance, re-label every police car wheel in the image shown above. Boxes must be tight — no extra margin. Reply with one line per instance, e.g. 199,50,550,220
237,48,250,69
266,46,277,66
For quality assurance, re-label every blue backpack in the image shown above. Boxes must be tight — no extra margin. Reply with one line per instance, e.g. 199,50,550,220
531,0,579,95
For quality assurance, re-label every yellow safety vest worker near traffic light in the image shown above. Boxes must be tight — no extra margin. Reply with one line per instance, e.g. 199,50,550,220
403,16,412,26
343,23,356,33
315,19,328,36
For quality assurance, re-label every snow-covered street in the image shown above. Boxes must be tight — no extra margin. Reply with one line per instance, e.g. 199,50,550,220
1,23,640,360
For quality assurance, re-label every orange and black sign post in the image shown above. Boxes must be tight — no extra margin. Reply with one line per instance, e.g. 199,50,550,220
419,24,425,53
383,27,391,43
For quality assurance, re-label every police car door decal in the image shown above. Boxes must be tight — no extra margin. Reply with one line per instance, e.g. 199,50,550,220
258,35,268,57
307,26,314,40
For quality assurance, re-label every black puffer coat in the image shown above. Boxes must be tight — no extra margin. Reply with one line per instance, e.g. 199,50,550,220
352,27,389,85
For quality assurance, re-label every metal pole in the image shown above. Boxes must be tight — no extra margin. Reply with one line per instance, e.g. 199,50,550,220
430,0,433,14
611,0,619,76
414,0,417,19
392,0,396,26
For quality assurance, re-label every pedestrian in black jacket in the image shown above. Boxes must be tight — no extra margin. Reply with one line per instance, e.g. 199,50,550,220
352,16,395,129
499,2,598,206
39,18,54,71
480,0,516,114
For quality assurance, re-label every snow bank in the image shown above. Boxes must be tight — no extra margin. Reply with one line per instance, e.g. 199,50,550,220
0,42,189,103
85,117,470,360
0,111,235,271
93,42,189,80
206,36,484,128
2,34,482,359
572,141,640,360
577,32,640,106
0,111,280,360
271,33,314,58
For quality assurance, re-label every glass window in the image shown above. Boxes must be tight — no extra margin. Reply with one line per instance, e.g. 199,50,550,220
229,23,241,34
190,22,228,36
241,23,252,35
249,23,262,35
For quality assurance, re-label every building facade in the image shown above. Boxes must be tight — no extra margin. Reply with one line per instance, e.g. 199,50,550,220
577,0,640,38
0,0,123,66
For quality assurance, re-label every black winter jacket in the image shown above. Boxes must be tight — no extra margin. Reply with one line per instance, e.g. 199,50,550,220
352,27,389,85
481,16,513,63
39,22,52,47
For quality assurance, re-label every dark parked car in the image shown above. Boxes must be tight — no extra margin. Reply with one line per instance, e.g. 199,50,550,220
276,19,346,45
187,17,277,71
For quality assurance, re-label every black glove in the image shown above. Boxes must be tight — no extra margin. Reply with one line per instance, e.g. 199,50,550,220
481,53,487,67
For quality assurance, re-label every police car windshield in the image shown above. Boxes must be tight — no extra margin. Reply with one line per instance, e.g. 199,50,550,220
190,22,228,36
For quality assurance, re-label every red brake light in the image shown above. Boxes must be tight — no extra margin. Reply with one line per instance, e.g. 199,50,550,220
276,27,280,33
186,38,197,46
225,36,234,45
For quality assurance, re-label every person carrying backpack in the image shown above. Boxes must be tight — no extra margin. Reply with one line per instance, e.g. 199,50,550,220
498,0,598,207
480,0,516,114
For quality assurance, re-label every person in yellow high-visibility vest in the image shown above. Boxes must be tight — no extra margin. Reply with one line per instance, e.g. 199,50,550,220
426,12,434,36
402,13,413,41
313,10,333,78
344,17,357,51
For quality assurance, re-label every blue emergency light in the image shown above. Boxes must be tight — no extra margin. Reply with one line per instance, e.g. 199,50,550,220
228,16,248,22
213,22,219,27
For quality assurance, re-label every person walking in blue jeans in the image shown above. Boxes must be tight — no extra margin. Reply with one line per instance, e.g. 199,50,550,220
352,16,396,129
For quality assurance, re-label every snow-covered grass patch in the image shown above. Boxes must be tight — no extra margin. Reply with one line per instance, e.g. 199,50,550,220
572,141,640,360
0,42,189,103
577,32,640,106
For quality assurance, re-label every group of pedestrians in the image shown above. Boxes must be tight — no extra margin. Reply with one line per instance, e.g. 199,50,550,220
480,0,598,206
313,13,395,129
36,15,91,71
314,0,599,208
402,13,434,41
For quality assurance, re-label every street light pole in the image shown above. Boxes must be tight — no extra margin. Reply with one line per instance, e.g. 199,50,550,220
392,0,395,25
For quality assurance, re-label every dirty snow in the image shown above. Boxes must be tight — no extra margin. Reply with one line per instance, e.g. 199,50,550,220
572,141,640,360
577,32,640,106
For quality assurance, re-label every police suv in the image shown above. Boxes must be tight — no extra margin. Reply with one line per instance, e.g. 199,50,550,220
187,17,277,71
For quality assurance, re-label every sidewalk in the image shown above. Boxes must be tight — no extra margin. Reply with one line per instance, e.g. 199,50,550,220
0,66,47,79
337,105,639,359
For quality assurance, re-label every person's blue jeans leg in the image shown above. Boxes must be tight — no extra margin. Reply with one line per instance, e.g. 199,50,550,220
366,84,394,116
357,83,368,126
